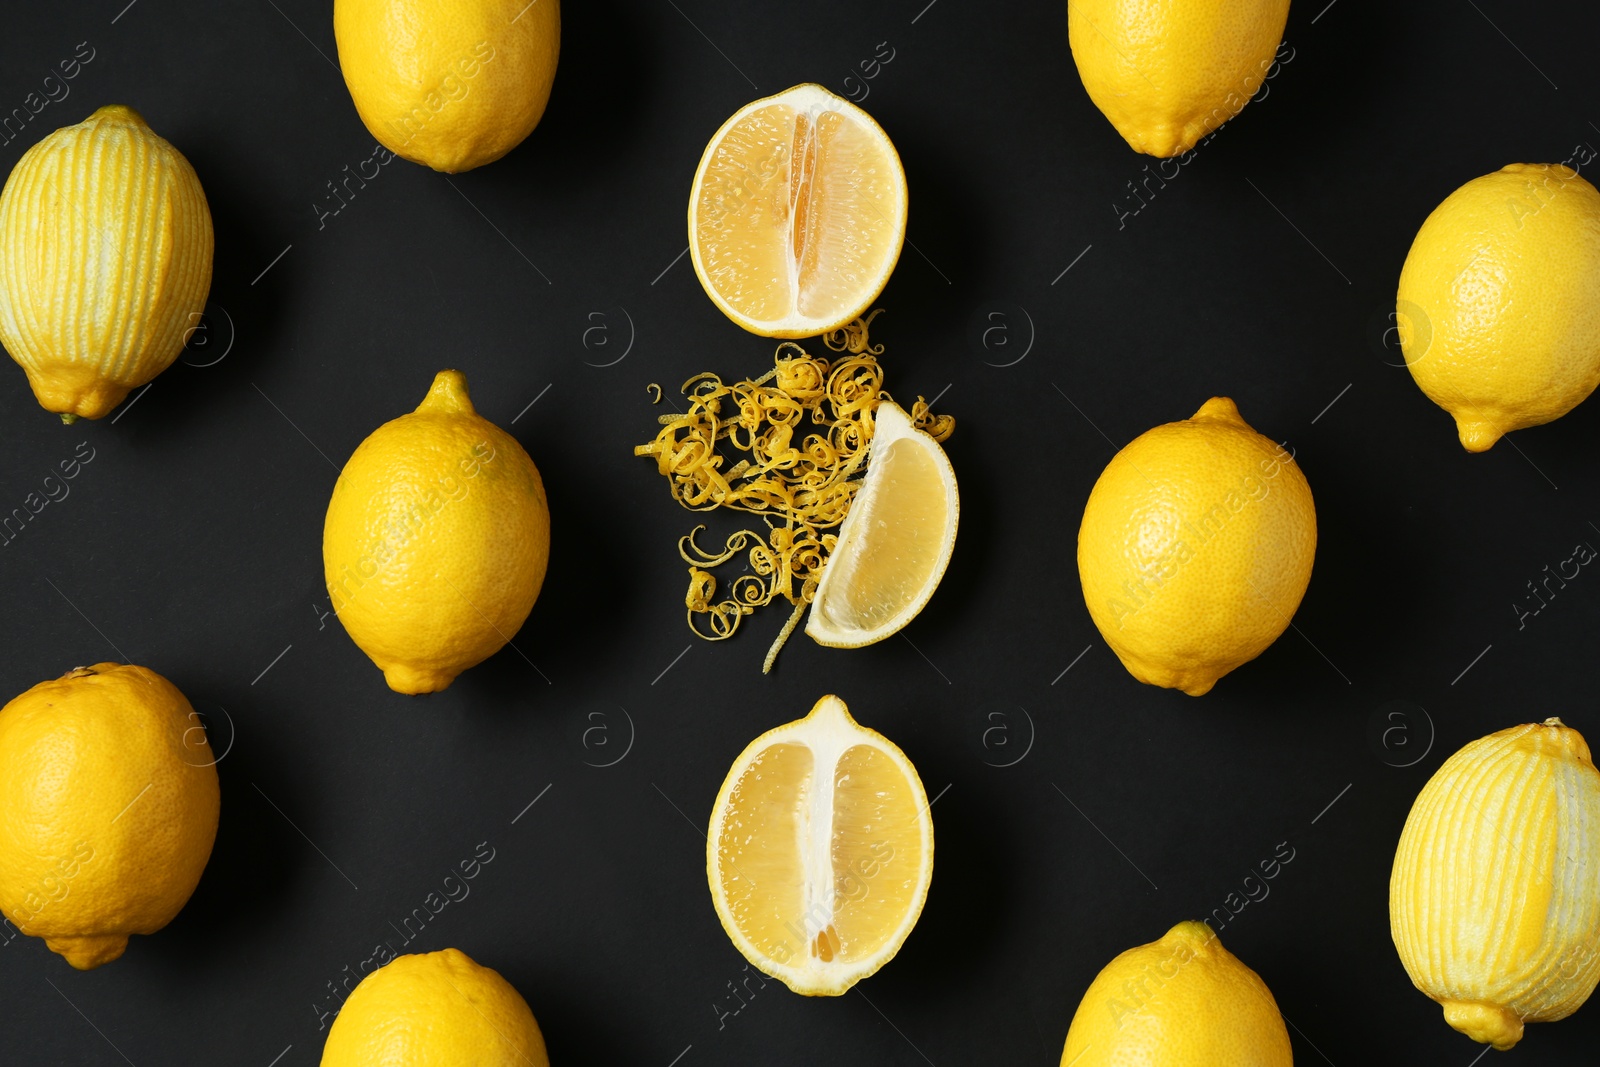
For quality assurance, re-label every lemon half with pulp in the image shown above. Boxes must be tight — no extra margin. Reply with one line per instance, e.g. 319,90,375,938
707,694,933,995
689,83,907,337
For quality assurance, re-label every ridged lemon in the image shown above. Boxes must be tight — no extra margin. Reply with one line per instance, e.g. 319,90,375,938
0,105,213,421
1390,718,1600,1050
1396,164,1600,451
334,0,561,173
707,695,933,996
1061,921,1292,1066
0,664,219,970
323,370,550,694
1068,0,1290,157
1077,397,1315,696
320,948,549,1066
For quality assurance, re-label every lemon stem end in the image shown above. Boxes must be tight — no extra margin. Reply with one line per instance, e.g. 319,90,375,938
417,370,474,415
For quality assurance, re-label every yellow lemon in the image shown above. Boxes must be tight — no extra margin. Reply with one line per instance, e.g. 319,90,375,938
1077,397,1315,696
323,370,550,694
1061,921,1292,1066
320,947,549,1066
1068,0,1289,157
707,695,933,996
1390,718,1600,1050
0,105,213,421
0,663,219,970
805,400,958,648
335,0,560,173
1396,164,1600,451
688,84,907,337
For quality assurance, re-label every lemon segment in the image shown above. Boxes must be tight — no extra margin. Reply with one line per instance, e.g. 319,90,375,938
689,84,907,338
707,695,932,996
1389,718,1600,1050
805,400,958,648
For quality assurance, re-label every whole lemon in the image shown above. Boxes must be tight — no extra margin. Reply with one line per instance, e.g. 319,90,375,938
1396,164,1600,451
324,370,550,694
321,948,549,1066
0,664,220,970
1390,718,1600,1050
1068,0,1289,157
0,105,213,421
1077,397,1315,696
1061,921,1292,1066
334,0,560,173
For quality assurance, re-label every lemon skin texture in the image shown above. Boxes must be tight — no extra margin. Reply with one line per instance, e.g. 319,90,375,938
323,370,551,695
1061,921,1293,1066
1397,164,1600,451
320,948,549,1066
0,105,213,420
1068,0,1290,157
1390,718,1600,1050
335,0,560,173
1077,397,1315,696
0,663,220,970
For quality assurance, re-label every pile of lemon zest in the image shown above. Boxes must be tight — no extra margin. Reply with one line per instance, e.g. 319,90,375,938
634,310,952,672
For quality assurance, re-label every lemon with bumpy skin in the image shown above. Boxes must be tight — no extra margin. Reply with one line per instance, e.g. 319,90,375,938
320,948,549,1066
1068,0,1289,157
0,664,220,970
1077,397,1315,695
335,0,560,173
1061,921,1292,1066
1390,718,1600,1050
0,105,213,420
324,370,550,694
1396,164,1600,451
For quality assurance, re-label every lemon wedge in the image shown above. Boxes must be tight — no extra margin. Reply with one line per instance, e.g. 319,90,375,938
707,694,933,996
804,399,958,647
688,83,907,338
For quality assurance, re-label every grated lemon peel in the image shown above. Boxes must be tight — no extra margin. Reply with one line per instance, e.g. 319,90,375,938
635,311,953,672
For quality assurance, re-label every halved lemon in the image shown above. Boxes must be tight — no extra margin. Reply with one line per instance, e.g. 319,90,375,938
805,399,958,647
707,694,933,996
688,83,907,338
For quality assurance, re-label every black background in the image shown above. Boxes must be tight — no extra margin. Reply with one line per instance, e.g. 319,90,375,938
1,0,1597,1064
